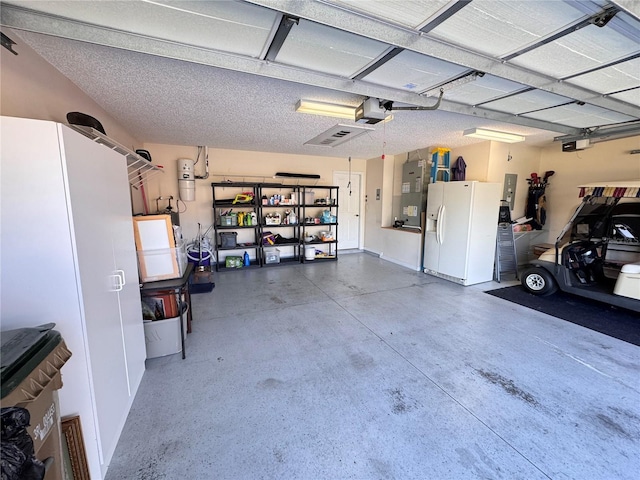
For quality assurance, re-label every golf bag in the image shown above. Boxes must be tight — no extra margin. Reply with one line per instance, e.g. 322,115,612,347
525,171,555,230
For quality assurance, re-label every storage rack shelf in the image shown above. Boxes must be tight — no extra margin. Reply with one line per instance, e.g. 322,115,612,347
66,124,164,188
211,182,338,271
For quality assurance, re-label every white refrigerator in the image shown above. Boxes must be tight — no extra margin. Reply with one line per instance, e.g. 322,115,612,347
423,181,501,285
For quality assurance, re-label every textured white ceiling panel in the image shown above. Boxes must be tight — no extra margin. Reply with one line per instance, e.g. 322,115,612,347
360,50,467,92
7,0,279,57
567,57,640,94
482,90,573,115
428,0,587,57
325,0,450,29
523,102,637,128
511,21,640,78
440,75,525,106
610,88,640,107
274,19,389,77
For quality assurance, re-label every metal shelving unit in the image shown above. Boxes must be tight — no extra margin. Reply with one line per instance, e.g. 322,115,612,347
300,185,339,262
211,182,339,269
66,124,163,188
211,183,262,271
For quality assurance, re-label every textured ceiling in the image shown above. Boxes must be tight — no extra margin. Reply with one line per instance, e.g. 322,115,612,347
2,0,639,159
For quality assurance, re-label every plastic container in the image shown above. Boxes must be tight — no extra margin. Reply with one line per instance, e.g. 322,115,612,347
187,249,212,266
144,306,188,358
137,244,187,282
219,231,238,249
1,324,72,480
219,214,237,226
264,248,281,264
305,245,315,260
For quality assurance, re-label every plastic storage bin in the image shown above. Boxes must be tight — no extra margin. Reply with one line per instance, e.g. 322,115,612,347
219,214,237,226
144,306,188,358
264,248,281,264
137,243,187,282
1,323,72,480
219,231,238,248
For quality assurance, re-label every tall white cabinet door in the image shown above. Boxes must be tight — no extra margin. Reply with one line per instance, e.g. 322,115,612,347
438,182,473,279
60,126,132,469
104,144,146,393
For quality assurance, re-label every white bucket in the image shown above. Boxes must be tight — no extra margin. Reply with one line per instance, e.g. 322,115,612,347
304,245,315,261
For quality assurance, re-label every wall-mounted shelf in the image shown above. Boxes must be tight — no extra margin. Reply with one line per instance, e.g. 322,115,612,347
66,124,163,188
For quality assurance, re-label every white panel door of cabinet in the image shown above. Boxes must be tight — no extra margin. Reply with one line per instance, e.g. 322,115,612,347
97,129,147,395
60,126,132,468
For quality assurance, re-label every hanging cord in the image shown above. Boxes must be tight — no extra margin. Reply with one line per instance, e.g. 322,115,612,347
194,146,210,179
347,156,352,196
381,116,387,160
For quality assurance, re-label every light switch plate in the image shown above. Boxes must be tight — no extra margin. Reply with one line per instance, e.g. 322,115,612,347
503,174,517,210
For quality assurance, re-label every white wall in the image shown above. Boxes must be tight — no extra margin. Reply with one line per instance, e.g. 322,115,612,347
1,28,140,150
140,143,367,243
453,137,640,249
1,28,147,212
538,137,640,244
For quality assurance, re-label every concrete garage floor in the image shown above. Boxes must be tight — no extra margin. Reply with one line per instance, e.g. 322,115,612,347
106,252,640,480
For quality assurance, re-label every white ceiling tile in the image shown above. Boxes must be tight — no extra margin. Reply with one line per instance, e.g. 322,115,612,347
6,0,279,57
442,75,525,105
523,103,637,128
482,90,573,114
567,57,640,94
360,50,467,92
326,0,450,29
510,22,640,78
428,0,586,57
274,19,390,77
610,88,640,108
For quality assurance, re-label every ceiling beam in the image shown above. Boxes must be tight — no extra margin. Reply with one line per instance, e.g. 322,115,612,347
245,0,639,118
0,4,580,135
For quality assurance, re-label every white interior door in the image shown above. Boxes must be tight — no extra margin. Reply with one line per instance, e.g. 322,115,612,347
334,171,361,249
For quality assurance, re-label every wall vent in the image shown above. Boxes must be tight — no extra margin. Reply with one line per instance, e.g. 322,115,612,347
304,124,374,147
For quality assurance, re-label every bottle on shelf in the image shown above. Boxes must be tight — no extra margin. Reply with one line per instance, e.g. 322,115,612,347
243,251,250,267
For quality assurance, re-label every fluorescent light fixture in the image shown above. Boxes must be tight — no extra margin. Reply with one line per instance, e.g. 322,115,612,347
295,99,357,119
463,128,525,143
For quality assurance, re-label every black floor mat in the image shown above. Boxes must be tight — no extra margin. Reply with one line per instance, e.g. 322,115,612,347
486,286,640,346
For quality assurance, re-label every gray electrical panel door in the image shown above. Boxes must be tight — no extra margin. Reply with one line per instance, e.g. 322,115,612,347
400,159,428,228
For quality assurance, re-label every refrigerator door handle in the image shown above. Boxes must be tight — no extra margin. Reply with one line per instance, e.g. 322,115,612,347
438,205,445,244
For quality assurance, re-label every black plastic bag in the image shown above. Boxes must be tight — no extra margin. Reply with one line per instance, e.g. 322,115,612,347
1,407,45,480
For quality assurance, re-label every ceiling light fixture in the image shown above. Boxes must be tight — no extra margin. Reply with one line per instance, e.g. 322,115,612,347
463,128,525,143
295,100,356,120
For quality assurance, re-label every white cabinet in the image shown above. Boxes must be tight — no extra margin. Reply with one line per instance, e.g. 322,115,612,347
0,116,146,479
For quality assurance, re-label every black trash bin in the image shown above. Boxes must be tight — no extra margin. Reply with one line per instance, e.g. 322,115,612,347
1,323,72,480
